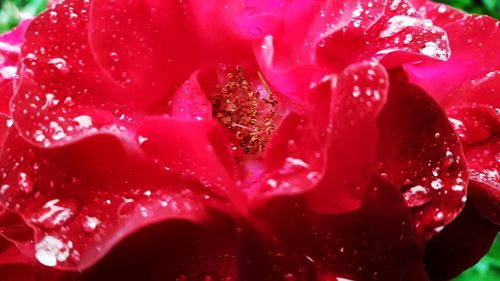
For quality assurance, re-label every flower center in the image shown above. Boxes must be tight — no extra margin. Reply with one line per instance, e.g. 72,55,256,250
211,66,278,154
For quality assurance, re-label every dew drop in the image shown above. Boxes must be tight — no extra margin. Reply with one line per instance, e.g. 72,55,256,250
82,216,100,233
401,185,431,208
433,211,445,222
279,157,310,175
17,172,34,194
31,199,79,229
431,179,443,190
48,58,69,75
72,115,93,129
35,235,73,267
109,52,120,62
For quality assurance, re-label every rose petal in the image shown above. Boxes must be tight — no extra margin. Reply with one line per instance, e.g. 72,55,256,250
74,211,242,280
307,60,388,214
0,19,30,69
446,105,499,145
253,0,355,98
318,0,450,71
469,179,500,225
136,116,240,200
0,264,35,281
376,76,468,242
12,0,132,148
423,201,499,280
405,15,500,102
1,20,30,115
0,235,31,266
0,113,11,149
465,139,500,224
167,70,215,121
421,2,466,28
0,130,217,270
254,174,412,280
442,70,500,110
250,112,326,207
89,0,251,110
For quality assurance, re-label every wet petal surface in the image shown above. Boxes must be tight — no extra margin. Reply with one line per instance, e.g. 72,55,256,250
376,76,468,242
0,131,218,270
11,0,133,148
307,61,388,214
254,174,412,280
405,15,500,102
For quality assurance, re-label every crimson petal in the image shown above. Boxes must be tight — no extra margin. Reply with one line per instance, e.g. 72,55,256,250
421,2,466,28
307,60,388,214
405,15,500,102
0,131,215,270
251,112,326,207
423,201,499,281
254,174,412,280
376,76,468,242
12,0,132,148
318,0,450,71
136,116,240,201
465,139,500,225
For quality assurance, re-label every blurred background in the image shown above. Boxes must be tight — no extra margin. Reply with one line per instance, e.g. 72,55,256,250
0,0,499,280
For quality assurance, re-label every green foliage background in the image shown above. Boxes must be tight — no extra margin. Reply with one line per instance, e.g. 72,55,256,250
0,0,499,280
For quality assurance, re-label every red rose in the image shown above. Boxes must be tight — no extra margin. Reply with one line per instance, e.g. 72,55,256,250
0,0,498,280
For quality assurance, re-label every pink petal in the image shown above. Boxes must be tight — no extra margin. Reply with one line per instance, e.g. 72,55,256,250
136,116,241,201
0,130,217,270
253,174,412,280
75,212,242,280
469,179,500,225
250,112,326,207
447,105,498,145
0,20,30,115
465,139,500,224
442,70,500,110
421,2,466,28
318,0,450,71
375,76,468,242
307,60,388,214
423,201,499,280
88,0,252,111
12,0,133,148
0,264,35,281
252,0,355,98
405,15,500,102
167,69,216,120
0,236,31,266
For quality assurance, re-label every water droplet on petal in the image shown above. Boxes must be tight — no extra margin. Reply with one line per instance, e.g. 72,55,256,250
17,172,34,194
279,157,310,175
48,58,69,75
109,52,120,62
82,216,100,233
31,199,79,229
35,235,73,267
402,185,431,208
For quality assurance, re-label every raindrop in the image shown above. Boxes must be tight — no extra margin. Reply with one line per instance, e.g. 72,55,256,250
442,150,455,169
431,179,443,190
401,185,431,208
109,52,120,62
82,216,100,233
433,211,445,222
17,172,34,194
35,235,73,267
31,199,79,229
48,58,69,75
279,157,310,175
73,115,93,129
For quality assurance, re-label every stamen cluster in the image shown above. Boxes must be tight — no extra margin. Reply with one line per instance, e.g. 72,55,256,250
212,66,278,154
